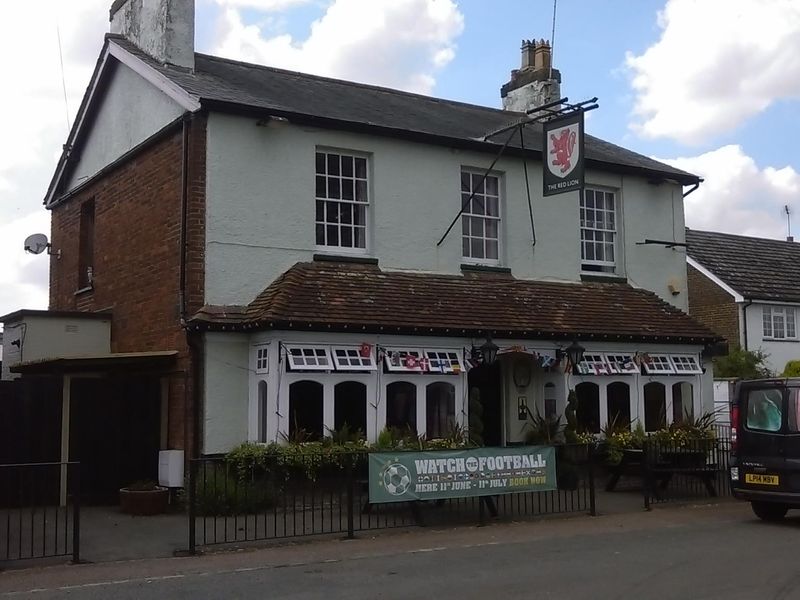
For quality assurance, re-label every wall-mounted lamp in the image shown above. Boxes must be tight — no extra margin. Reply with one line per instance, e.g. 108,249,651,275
564,340,585,375
480,334,499,366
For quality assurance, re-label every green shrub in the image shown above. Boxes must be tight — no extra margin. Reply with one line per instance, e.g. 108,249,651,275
714,347,772,379
783,360,800,377
194,462,275,516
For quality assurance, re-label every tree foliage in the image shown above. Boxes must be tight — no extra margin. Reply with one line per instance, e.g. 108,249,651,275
713,347,772,379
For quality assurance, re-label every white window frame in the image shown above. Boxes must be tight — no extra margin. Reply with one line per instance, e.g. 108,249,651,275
384,348,426,373
670,354,703,375
255,345,269,375
285,344,333,371
763,305,797,340
576,353,612,376
424,350,466,375
315,149,369,253
642,354,675,375
580,187,617,272
604,353,639,375
460,168,502,265
331,346,377,372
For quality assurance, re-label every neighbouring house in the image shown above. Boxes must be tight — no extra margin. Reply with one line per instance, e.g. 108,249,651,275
1,0,720,500
687,228,800,375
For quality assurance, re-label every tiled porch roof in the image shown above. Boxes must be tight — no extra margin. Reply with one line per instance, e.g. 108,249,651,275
190,262,721,344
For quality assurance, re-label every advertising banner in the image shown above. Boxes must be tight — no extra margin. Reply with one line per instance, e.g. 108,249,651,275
369,446,557,504
543,111,585,197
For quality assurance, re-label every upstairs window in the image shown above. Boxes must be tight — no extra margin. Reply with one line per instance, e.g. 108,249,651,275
78,199,95,289
461,170,501,264
580,188,616,272
315,151,368,251
763,306,797,340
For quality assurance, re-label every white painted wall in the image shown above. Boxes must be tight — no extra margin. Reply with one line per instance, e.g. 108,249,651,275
203,332,250,454
744,302,800,374
204,113,690,310
201,327,711,453
1,315,111,380
66,62,183,191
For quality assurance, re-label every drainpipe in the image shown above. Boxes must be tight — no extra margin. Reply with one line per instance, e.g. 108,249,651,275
178,112,203,460
741,299,753,351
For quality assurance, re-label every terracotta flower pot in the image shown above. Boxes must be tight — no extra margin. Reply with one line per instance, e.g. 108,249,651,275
119,487,169,515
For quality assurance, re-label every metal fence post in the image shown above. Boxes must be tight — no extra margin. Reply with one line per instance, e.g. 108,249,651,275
188,459,197,554
588,450,597,516
346,459,355,540
643,442,652,511
71,463,81,564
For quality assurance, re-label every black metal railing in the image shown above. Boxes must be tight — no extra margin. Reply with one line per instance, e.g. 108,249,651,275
0,462,80,563
643,429,731,508
188,445,595,552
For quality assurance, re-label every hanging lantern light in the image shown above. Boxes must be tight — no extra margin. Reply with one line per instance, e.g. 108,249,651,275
481,334,499,366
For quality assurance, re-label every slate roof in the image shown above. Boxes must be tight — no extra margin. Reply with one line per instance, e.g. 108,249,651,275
189,261,720,344
687,228,800,302
110,36,699,185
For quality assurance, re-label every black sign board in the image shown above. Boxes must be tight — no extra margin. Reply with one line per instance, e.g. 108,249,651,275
542,111,585,197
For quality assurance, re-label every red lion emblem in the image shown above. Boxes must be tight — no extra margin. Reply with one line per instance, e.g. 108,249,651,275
549,128,577,174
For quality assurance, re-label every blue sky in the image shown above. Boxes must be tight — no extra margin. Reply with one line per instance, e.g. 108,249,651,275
0,0,798,317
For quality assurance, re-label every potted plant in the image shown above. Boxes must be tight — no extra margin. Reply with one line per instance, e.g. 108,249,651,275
119,480,169,515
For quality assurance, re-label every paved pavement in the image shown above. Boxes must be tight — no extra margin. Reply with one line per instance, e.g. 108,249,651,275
2,501,798,599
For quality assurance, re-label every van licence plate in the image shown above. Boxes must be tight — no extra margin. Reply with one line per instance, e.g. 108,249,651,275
745,474,780,486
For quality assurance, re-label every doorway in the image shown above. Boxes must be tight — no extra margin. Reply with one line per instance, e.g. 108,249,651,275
468,362,503,446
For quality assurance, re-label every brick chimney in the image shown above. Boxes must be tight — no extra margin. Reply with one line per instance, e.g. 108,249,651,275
501,39,561,113
110,0,194,71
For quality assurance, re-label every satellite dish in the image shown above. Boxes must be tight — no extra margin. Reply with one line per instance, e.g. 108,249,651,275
24,233,49,255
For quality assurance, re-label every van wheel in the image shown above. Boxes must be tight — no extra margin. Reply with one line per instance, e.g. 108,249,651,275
752,502,788,521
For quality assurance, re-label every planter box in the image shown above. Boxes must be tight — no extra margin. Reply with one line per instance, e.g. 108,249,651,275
119,487,169,515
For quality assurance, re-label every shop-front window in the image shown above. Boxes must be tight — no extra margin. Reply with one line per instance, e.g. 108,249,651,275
644,382,666,432
426,382,455,439
386,382,417,434
607,382,631,430
575,382,600,433
289,381,324,440
672,382,694,424
334,381,367,437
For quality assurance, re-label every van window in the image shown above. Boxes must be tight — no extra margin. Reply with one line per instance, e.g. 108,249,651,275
746,389,783,432
789,388,800,433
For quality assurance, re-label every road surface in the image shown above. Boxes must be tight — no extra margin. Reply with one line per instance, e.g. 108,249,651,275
2,502,799,599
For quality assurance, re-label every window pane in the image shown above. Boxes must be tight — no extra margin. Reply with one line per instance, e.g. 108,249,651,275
341,204,353,224
328,178,340,199
462,216,470,236
576,382,600,433
644,383,666,432
469,237,482,258
486,197,499,217
316,224,325,245
341,155,354,178
486,219,498,239
327,225,339,246
486,239,498,259
355,226,366,248
763,307,773,337
341,179,354,200
426,382,455,439
315,200,324,221
341,226,353,247
289,381,324,441
354,205,366,226
471,217,484,237
746,389,783,432
461,171,470,192
355,180,367,202
315,152,326,174
471,196,486,215
327,154,340,176
316,176,326,198
462,237,470,256
789,309,797,338
334,382,367,436
486,176,498,196
355,157,367,179
326,201,339,223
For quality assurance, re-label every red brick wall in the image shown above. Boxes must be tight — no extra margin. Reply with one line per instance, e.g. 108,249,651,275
687,265,739,347
48,115,206,453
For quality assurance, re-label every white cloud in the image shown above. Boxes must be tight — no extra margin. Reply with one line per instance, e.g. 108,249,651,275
213,0,312,10
660,145,800,239
626,0,800,144
212,0,464,94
